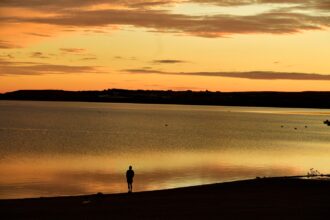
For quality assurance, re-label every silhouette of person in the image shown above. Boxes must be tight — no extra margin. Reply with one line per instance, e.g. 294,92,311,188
126,165,134,193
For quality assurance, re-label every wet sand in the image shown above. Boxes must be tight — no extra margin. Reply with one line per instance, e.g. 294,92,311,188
1,177,330,219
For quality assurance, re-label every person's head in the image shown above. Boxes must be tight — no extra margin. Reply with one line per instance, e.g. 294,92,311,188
129,165,132,170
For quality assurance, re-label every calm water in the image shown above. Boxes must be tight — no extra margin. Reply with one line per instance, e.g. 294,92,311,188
1,100,330,199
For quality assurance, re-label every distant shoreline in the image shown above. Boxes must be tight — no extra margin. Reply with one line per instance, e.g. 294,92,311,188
2,89,330,109
1,176,330,219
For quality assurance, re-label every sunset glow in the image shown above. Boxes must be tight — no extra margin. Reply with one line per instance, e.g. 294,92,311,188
1,0,330,92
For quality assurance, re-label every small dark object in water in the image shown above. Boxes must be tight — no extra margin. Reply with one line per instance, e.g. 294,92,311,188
294,128,297,130
281,125,284,128
305,126,307,128
165,124,168,127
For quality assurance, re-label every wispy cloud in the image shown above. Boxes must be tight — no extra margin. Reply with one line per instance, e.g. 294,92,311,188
0,53,15,59
80,57,97,61
153,59,186,64
190,0,330,10
0,58,101,75
0,0,177,10
113,56,137,61
24,32,51,37
0,40,20,49
1,0,329,12
60,48,86,53
125,69,167,74
0,0,329,39
1,0,327,9
5,9,326,37
124,68,330,80
30,52,49,59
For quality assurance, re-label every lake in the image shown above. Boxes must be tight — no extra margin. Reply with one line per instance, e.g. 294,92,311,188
1,100,330,199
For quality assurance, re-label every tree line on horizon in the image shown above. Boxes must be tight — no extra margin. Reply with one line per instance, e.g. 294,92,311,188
1,89,330,109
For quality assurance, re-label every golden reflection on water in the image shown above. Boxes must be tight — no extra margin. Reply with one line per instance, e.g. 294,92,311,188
1,101,330,199
2,146,330,199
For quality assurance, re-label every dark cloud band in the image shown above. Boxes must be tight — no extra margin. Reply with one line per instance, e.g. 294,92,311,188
153,59,186,64
0,59,101,75
0,1,329,38
124,69,330,80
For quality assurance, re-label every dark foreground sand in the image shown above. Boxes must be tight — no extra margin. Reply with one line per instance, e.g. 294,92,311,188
1,177,330,219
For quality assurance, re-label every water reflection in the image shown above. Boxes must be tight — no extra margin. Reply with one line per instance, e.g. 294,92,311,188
0,151,303,199
0,163,295,199
1,101,330,199
1,146,330,199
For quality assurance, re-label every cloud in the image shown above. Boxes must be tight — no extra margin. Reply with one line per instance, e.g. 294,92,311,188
60,48,86,53
113,56,137,60
124,68,330,80
0,0,177,10
0,59,101,75
1,0,329,11
0,0,328,54
0,40,19,49
59,48,98,60
80,57,97,61
113,56,123,59
30,52,49,59
153,59,186,64
25,32,51,37
3,8,328,37
0,53,15,59
125,69,167,74
312,1,330,11
192,0,330,10
0,0,328,39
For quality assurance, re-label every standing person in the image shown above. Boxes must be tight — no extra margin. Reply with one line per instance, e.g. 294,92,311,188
126,165,134,193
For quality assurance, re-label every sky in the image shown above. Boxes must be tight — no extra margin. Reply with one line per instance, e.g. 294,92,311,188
0,0,330,92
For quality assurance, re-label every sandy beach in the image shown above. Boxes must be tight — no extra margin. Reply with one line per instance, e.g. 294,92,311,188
1,177,330,219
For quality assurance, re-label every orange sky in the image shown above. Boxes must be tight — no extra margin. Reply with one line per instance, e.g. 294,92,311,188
1,0,330,92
